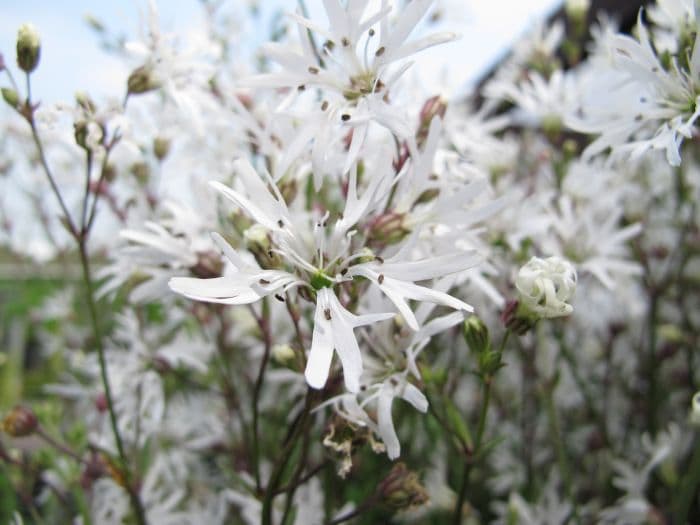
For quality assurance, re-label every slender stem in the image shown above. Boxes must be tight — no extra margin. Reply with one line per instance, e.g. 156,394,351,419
262,390,314,525
81,150,93,231
26,111,79,239
36,427,86,464
78,242,148,525
4,67,19,91
21,78,144,523
452,377,491,525
85,134,120,234
25,72,31,106
273,461,328,496
325,494,379,525
647,291,659,436
251,300,272,492
281,410,313,524
543,383,579,523
452,330,509,524
674,434,700,522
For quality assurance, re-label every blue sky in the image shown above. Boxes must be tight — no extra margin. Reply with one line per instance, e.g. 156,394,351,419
1,0,561,103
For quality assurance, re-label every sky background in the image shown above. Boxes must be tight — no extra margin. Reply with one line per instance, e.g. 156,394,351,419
0,0,561,103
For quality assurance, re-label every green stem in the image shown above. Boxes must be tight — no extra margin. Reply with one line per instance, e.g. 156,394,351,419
262,390,314,525
22,74,145,524
78,242,148,525
543,383,580,524
251,300,272,492
452,330,509,525
647,291,659,436
674,434,700,523
26,111,78,239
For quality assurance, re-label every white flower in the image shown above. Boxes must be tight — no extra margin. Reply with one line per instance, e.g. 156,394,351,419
515,256,577,319
568,11,700,166
242,0,456,184
169,159,476,392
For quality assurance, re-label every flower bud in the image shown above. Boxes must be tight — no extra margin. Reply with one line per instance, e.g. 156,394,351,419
417,96,447,147
377,463,429,510
127,64,161,95
500,299,535,335
75,91,96,114
0,52,5,71
515,256,576,320
565,0,590,20
463,316,490,355
153,137,170,161
74,120,89,149
16,23,41,73
367,211,410,247
1,405,38,437
272,343,296,365
1,88,19,110
690,392,700,427
190,250,223,279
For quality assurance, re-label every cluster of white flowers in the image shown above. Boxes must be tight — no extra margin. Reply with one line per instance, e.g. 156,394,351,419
2,0,700,523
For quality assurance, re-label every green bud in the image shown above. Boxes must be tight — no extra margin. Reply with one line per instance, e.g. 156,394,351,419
75,91,96,114
463,316,490,355
74,120,89,149
153,137,171,161
130,161,150,184
690,392,700,427
272,344,296,366
127,65,160,95
1,87,19,109
565,0,590,22
16,23,41,73
413,188,440,206
478,349,503,377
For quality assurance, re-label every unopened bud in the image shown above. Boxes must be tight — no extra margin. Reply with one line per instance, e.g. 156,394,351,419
1,405,38,437
16,23,41,73
127,64,160,95
95,393,108,413
420,96,447,124
272,343,296,365
500,299,537,335
153,137,170,161
245,224,280,269
0,53,5,71
74,120,89,149
130,161,150,184
1,88,19,109
378,463,429,510
478,349,503,377
190,250,223,279
75,91,96,114
565,0,590,20
463,316,490,355
367,211,410,247
690,392,700,427
417,96,447,147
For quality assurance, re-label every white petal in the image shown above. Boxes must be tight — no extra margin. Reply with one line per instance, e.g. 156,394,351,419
401,383,428,412
306,297,335,389
377,386,400,459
